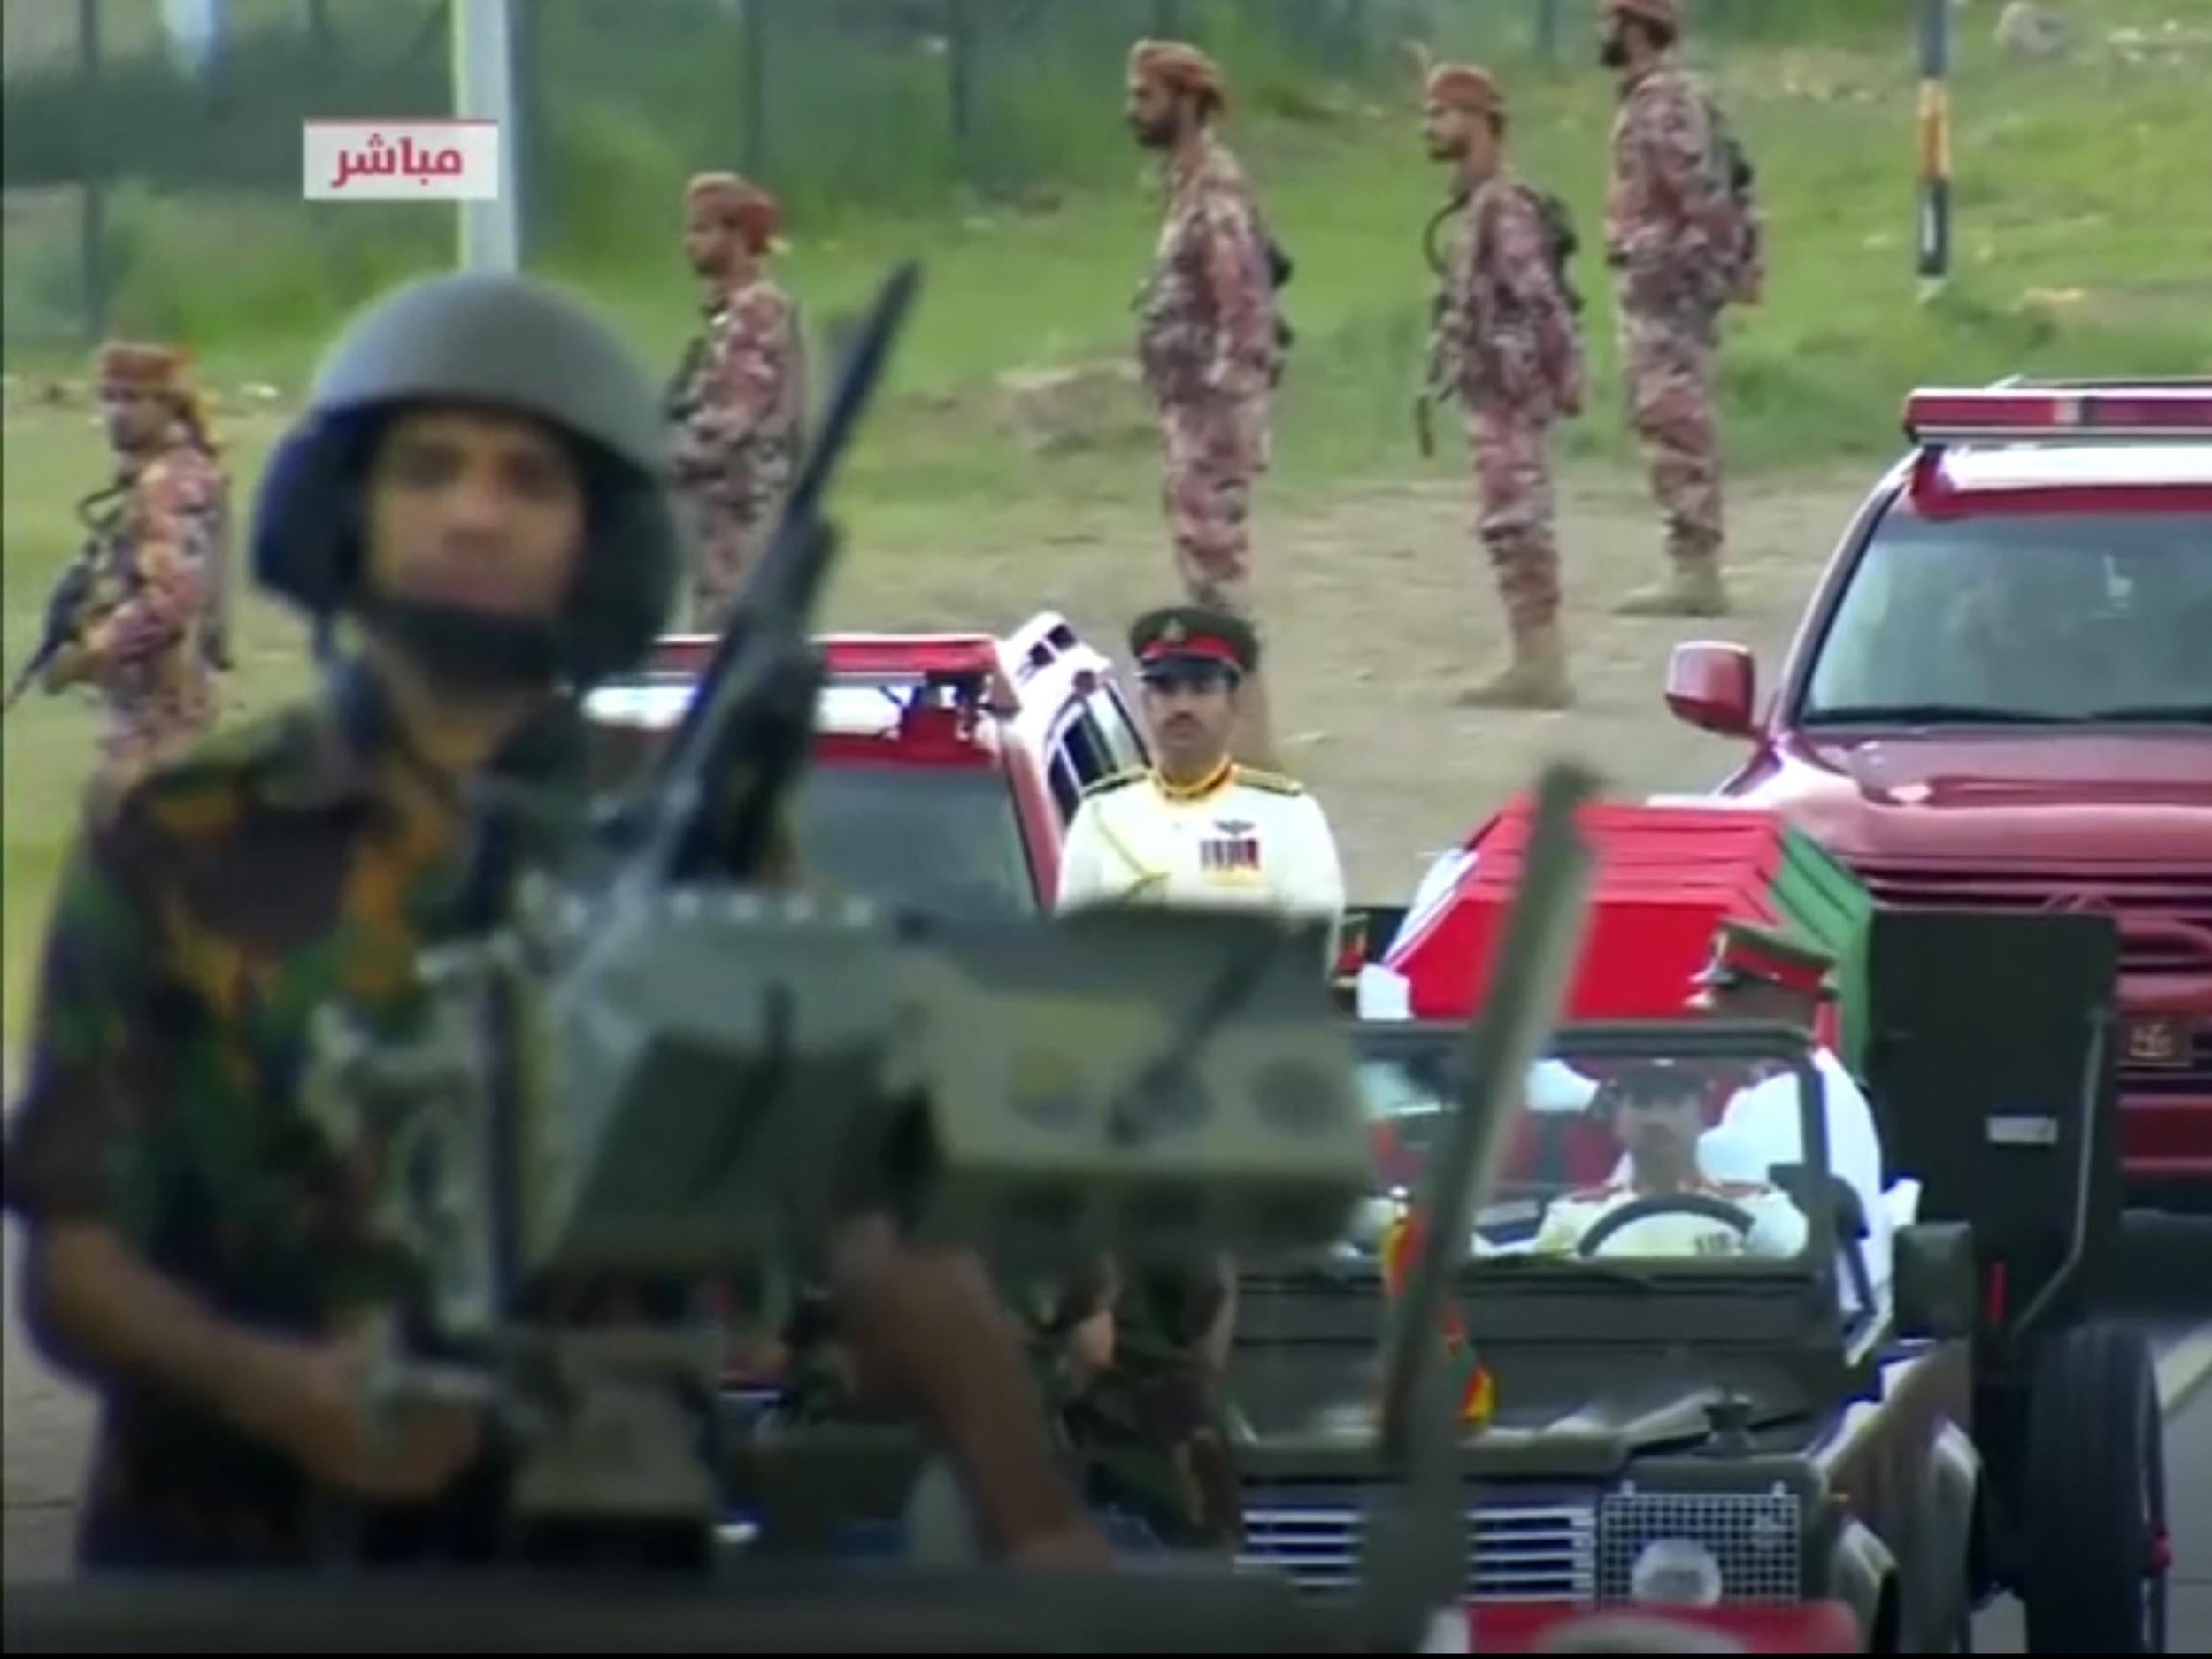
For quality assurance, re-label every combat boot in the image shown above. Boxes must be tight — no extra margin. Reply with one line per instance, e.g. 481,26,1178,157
1614,557,1730,618
1457,620,1574,710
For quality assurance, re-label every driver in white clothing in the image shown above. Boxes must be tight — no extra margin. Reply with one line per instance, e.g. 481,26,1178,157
1533,1061,1808,1261
1684,918,1893,1299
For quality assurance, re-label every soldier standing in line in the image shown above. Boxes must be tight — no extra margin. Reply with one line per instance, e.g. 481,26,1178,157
1419,63,1586,709
1125,38,1286,768
1600,0,1761,618
36,342,229,807
669,170,807,629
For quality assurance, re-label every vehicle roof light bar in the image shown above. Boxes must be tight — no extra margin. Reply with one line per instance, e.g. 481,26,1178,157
640,632,1019,713
1903,386,2212,445
819,634,1019,714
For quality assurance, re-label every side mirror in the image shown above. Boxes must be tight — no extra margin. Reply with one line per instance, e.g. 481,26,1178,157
1664,642,1757,738
1893,1221,1978,1341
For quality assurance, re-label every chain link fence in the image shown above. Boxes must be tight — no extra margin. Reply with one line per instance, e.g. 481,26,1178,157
4,0,1872,360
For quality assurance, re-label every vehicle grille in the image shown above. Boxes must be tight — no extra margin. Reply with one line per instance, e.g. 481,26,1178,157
1596,1487,1803,1604
1853,861,2212,1090
1238,1492,1596,1601
1851,863,2212,972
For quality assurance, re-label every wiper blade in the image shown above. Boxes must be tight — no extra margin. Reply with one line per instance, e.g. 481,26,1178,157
1801,703,2078,726
2079,703,2212,723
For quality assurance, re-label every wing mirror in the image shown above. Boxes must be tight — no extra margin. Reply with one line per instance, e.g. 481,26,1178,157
1664,642,1757,738
1893,1220,1978,1341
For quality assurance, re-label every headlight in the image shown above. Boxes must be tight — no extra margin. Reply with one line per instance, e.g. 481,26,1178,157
1630,1538,1724,1608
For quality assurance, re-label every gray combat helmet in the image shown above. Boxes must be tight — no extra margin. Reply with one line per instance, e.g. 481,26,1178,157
251,270,682,685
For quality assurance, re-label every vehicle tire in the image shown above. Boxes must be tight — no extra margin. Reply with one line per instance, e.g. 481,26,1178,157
2021,1322,2169,1654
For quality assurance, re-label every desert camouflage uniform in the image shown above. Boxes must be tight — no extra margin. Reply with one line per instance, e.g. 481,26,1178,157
0,686,591,1568
1607,58,1738,588
1025,1256,1241,1552
52,442,227,804
1434,172,1586,634
1136,133,1281,618
671,279,805,628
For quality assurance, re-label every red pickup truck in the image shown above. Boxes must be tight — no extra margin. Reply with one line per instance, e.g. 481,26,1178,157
1662,381,2212,1200
580,609,1151,918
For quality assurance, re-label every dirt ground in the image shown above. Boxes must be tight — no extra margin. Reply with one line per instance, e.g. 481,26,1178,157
0,457,1871,1580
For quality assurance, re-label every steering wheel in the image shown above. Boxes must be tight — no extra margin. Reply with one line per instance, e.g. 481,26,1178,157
1575,1192,1758,1257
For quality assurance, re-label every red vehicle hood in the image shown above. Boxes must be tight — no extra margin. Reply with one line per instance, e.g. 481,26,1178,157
1744,732,2212,864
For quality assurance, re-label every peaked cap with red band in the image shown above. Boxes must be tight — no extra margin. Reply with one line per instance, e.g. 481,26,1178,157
1128,603,1259,679
1688,918,1838,1005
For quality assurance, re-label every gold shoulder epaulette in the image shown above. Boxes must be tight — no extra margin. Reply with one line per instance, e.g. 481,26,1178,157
1234,764,1306,796
1082,767,1147,799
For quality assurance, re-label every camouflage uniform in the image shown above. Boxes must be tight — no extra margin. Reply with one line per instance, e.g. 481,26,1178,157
671,280,805,628
0,685,588,1567
1606,54,1740,612
1136,131,1281,618
1434,171,1586,653
1026,1255,1241,1553
52,440,227,804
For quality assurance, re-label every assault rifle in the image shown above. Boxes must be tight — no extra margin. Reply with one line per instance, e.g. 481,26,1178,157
4,480,129,710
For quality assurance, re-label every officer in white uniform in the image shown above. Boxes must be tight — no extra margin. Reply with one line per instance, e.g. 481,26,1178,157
1050,605,1346,1445
1056,605,1346,963
1684,918,1892,1302
1534,1061,1809,1261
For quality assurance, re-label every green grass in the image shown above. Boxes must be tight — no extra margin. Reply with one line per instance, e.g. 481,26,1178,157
6,0,2212,1044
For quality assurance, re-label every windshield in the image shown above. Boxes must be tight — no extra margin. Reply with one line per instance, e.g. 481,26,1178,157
1800,508,2212,726
1349,1035,1825,1274
793,764,1039,918
583,711,1040,920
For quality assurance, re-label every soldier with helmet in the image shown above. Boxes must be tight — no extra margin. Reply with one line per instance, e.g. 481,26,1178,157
1418,62,1586,709
2,272,1104,1572
670,170,808,627
35,342,232,805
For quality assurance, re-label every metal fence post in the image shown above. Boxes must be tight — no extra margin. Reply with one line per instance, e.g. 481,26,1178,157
1916,0,1952,292
78,0,110,342
451,0,520,273
511,0,539,263
741,0,767,180
1536,0,1563,65
946,0,973,180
